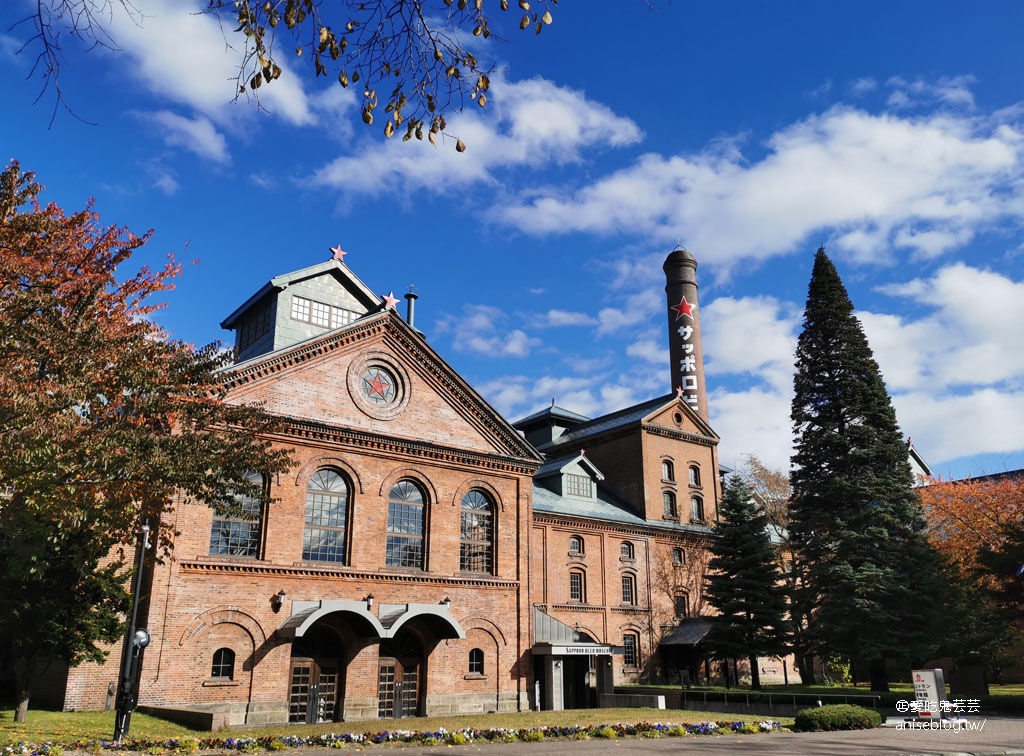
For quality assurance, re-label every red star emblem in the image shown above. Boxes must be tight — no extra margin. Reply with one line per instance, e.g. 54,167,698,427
330,244,347,261
382,291,400,310
365,372,390,398
671,296,695,320
676,386,685,398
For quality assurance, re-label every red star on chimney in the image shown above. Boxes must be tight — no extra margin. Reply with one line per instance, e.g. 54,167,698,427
670,296,695,320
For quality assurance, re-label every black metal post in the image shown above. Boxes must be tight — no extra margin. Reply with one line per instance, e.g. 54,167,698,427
113,523,150,743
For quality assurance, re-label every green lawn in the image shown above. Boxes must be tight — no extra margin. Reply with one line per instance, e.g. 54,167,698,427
0,707,792,746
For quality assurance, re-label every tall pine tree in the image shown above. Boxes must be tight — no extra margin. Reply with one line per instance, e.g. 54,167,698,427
704,478,789,690
789,248,941,691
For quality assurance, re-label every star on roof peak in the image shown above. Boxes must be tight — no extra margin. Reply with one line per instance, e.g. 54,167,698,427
675,386,685,398
330,244,347,262
382,291,400,310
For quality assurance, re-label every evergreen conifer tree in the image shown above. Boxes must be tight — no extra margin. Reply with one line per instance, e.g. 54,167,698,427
789,248,941,691
704,478,790,690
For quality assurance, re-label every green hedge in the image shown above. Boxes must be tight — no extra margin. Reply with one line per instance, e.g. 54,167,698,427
793,704,883,732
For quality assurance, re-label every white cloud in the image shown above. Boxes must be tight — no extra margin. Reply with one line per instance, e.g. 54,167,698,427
625,334,668,365
104,0,315,127
530,309,598,328
137,110,229,162
597,287,661,335
850,78,878,96
495,104,1024,270
703,296,800,393
435,304,540,358
313,77,642,195
868,263,1024,390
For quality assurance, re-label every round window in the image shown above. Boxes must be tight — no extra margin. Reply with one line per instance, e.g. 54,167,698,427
361,365,397,405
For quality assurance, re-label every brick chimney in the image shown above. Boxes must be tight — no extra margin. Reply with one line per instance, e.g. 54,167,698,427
664,249,708,423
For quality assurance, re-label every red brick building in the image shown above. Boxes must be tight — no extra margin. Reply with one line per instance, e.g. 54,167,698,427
49,249,722,724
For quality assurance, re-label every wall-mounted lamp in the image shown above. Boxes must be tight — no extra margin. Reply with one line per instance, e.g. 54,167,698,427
364,593,375,610
440,596,451,607
271,590,286,613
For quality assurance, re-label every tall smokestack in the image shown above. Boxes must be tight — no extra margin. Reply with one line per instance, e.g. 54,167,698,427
664,248,708,423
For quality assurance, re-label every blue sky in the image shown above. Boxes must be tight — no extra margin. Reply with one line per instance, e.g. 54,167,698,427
3,1,1023,479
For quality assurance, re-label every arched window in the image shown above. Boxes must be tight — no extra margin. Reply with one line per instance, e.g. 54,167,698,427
621,574,636,605
303,469,349,563
672,548,685,566
663,491,677,518
622,633,640,668
468,648,484,675
674,593,689,619
386,480,426,568
211,648,235,680
662,459,675,482
460,490,493,573
568,535,585,556
210,472,263,558
569,569,586,602
620,541,634,560
691,496,705,523
689,465,701,487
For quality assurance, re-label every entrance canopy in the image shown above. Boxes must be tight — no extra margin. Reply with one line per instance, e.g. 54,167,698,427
659,619,713,647
277,600,465,641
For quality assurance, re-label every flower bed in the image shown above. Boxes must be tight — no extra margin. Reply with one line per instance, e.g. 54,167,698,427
1,720,783,756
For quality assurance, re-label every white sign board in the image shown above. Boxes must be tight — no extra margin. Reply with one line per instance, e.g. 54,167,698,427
911,668,945,718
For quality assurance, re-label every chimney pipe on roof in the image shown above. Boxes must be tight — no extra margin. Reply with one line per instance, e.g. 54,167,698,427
404,288,418,329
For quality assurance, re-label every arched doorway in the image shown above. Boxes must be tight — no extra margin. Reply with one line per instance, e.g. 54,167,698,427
289,625,345,723
377,632,423,718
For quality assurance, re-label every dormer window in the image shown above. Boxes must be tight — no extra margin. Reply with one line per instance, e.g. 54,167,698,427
564,473,593,498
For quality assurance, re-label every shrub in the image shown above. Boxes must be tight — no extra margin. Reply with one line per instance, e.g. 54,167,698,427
593,726,616,739
794,704,883,732
666,725,688,737
448,732,468,746
522,730,544,742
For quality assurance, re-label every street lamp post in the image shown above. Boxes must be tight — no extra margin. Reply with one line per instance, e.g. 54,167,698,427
113,523,152,743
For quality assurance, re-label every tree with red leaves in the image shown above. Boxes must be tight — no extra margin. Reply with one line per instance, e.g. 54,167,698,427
0,161,292,722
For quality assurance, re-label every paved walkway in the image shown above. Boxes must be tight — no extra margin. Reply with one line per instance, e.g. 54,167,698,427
291,716,1024,756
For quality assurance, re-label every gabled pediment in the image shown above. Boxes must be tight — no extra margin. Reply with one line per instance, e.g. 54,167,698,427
643,397,719,441
221,310,540,463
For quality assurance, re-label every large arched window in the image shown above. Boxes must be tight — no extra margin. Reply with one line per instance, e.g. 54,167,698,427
663,491,677,518
460,490,494,573
211,648,235,680
386,480,426,568
210,472,263,558
303,469,349,563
